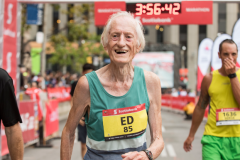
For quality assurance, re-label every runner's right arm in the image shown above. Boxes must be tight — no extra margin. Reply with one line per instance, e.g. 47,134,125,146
61,76,90,160
5,123,24,160
183,74,212,152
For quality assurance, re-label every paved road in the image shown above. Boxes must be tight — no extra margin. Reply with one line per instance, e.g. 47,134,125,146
13,110,205,160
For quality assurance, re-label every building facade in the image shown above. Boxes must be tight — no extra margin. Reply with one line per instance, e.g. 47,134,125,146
27,2,240,90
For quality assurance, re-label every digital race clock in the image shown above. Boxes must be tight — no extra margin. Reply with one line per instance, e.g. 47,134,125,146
127,2,181,16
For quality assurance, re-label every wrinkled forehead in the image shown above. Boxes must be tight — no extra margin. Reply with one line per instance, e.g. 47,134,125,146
109,16,137,35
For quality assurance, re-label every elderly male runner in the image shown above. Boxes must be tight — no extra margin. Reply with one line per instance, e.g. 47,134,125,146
184,39,240,160
61,11,164,160
0,68,24,160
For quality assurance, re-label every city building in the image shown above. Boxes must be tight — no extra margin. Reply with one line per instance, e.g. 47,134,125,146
26,2,240,90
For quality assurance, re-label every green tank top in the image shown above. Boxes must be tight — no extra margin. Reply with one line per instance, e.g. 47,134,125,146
85,66,150,144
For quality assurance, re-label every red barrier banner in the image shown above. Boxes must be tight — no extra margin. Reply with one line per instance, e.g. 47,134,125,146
161,95,172,107
25,88,43,121
45,100,59,137
1,101,39,156
95,1,126,26
2,0,18,92
162,95,196,111
1,124,9,156
47,87,71,102
171,96,188,110
19,101,39,143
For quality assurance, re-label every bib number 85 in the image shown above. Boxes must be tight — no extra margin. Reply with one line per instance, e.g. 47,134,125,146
124,126,133,132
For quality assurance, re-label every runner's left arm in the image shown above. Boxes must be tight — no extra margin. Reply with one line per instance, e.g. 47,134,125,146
61,76,90,160
121,71,164,160
145,71,164,159
224,58,240,106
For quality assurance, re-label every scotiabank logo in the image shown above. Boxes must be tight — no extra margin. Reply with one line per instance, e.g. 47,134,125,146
142,18,172,23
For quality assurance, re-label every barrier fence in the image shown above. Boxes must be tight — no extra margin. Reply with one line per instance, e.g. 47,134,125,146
1,87,71,157
162,95,209,118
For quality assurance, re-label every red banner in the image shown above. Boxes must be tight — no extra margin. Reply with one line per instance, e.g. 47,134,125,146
95,1,126,26
130,1,212,25
45,100,59,137
2,0,18,92
162,95,196,111
161,95,172,107
1,101,39,156
47,87,71,102
19,101,39,143
25,88,43,121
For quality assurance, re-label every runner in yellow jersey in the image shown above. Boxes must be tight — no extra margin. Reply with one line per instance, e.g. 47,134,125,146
184,39,240,160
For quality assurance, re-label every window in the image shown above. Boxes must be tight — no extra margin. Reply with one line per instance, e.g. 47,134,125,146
52,4,60,34
143,26,149,35
199,25,207,44
157,26,164,43
180,25,187,68
67,4,74,34
218,3,226,33
97,27,103,35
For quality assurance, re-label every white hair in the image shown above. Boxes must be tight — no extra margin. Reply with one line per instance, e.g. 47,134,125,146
101,11,145,52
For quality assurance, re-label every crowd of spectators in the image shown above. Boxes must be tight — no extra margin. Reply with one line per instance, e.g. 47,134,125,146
20,65,197,98
19,65,81,91
162,87,196,97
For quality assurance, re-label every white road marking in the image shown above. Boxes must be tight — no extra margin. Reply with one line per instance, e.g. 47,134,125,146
162,126,166,132
167,144,176,157
160,147,167,157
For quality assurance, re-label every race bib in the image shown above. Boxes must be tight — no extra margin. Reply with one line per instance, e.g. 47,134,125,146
102,103,147,141
216,108,240,126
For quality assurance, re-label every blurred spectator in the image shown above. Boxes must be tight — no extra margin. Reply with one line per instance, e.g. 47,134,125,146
188,90,196,97
19,65,25,91
183,102,195,120
37,75,45,90
180,89,188,96
171,88,178,97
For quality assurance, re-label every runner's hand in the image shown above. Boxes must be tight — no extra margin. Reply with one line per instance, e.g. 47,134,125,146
183,136,194,152
79,117,85,126
224,58,236,75
121,151,148,160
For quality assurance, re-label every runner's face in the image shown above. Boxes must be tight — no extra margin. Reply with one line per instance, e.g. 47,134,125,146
105,16,140,65
219,43,238,64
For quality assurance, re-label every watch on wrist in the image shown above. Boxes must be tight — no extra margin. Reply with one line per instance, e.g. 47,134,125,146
228,73,237,79
142,150,153,160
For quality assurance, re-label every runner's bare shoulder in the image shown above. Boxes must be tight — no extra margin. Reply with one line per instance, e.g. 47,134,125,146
143,70,161,91
74,76,90,106
201,72,212,91
76,76,90,92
